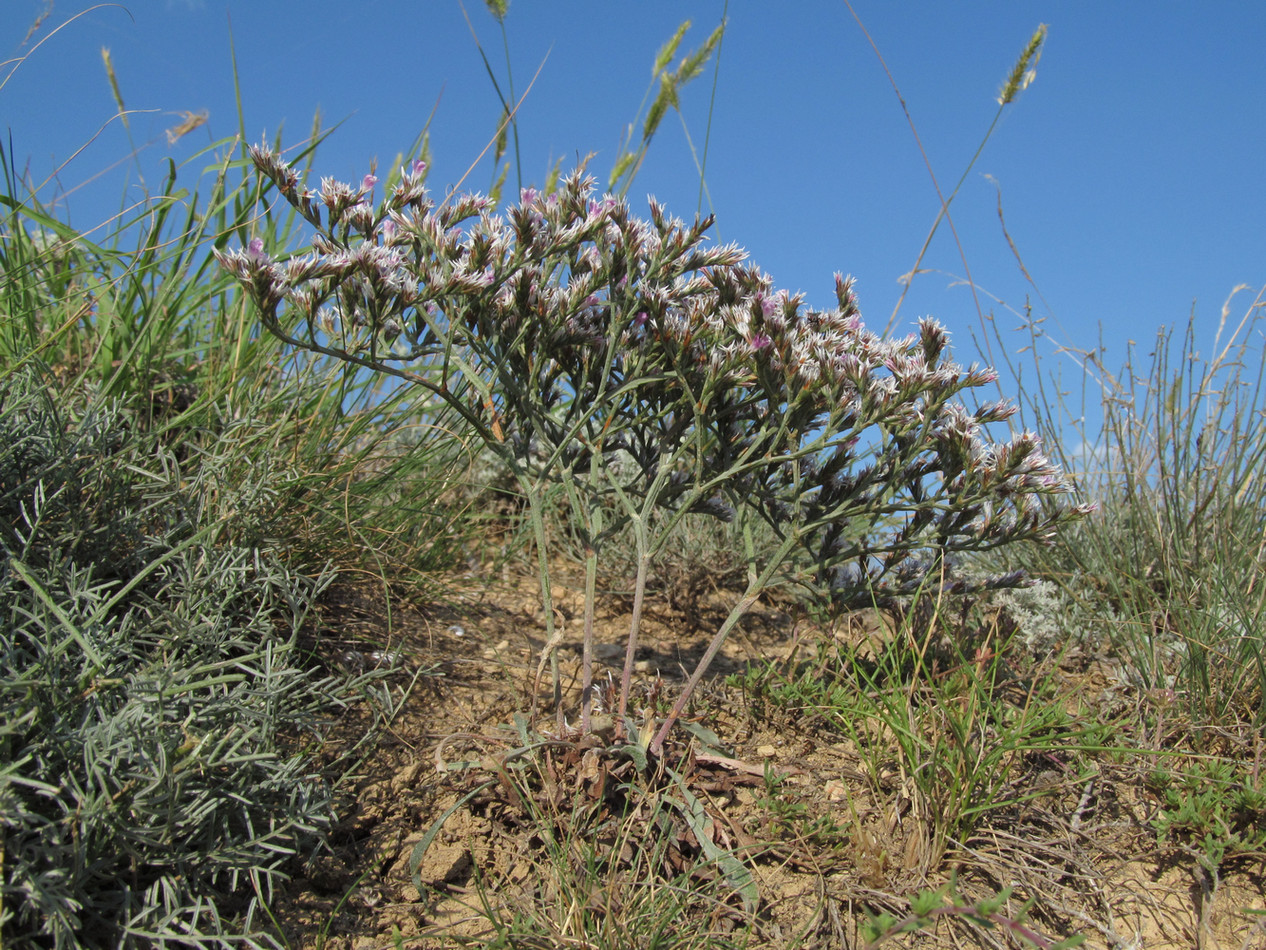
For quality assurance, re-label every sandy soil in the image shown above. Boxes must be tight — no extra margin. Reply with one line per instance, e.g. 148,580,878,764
267,566,1266,949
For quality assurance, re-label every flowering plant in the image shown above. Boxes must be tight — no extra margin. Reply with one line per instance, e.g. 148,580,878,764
220,146,1090,755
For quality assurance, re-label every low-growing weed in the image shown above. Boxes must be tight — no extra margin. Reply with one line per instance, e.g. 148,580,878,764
737,592,1104,866
1149,757,1266,872
756,765,850,862
862,879,1084,949
410,737,767,949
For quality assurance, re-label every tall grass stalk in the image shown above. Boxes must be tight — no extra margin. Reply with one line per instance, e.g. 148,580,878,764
988,286,1266,723
847,12,1049,336
0,92,472,585
608,18,726,199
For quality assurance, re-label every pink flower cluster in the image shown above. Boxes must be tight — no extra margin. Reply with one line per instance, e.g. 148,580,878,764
219,145,1091,609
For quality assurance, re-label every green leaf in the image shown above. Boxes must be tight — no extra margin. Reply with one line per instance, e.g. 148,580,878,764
409,779,496,893
909,885,948,918
666,766,758,912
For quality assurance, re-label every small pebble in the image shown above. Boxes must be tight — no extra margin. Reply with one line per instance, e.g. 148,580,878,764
446,624,465,638
338,649,401,670
594,643,623,661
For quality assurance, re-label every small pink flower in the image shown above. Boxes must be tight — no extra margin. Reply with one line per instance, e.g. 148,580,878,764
750,333,772,352
588,196,617,217
362,174,379,191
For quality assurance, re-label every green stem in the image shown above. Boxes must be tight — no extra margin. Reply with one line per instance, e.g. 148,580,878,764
649,528,800,755
578,450,604,733
616,518,652,734
525,479,561,732
580,538,598,733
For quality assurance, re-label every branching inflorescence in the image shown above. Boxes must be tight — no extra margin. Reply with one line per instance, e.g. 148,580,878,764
220,145,1091,754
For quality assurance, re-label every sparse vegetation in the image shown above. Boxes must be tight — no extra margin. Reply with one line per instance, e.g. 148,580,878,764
3,5,1265,949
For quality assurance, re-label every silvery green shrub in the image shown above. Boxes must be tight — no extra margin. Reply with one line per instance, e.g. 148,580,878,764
221,148,1090,752
0,371,350,949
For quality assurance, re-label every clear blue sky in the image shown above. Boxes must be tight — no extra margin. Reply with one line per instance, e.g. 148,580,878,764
4,2,1264,393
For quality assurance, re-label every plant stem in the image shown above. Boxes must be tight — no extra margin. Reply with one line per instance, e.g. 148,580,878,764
616,519,652,734
650,530,800,755
525,480,561,732
580,540,598,733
